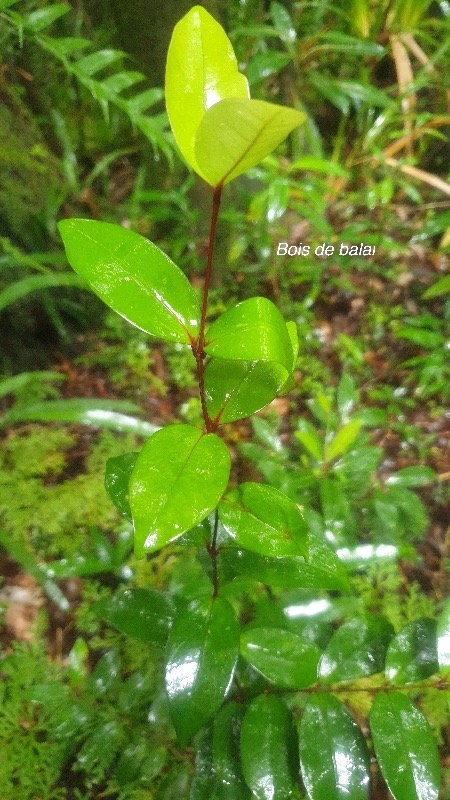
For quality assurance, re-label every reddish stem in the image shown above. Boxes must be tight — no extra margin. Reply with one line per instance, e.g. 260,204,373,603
193,184,223,433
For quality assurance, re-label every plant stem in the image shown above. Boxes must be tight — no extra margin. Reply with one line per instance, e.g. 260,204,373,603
206,509,220,599
193,184,223,434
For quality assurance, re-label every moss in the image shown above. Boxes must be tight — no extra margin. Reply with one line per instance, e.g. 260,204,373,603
0,426,137,559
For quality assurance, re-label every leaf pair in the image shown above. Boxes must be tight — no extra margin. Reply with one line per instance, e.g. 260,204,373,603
165,6,304,186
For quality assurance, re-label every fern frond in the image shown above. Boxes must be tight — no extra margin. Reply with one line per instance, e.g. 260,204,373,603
2,2,172,162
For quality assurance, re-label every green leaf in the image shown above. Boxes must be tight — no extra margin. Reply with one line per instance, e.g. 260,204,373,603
299,694,370,800
386,466,436,488
24,3,69,32
437,599,450,680
295,419,323,461
240,627,320,689
213,704,251,799
319,615,394,683
219,482,308,558
94,588,174,646
370,693,441,800
165,597,239,745
385,618,438,685
271,1,296,44
240,694,298,800
130,424,230,557
104,452,138,519
58,219,200,344
3,398,157,435
423,274,450,299
0,273,84,312
76,720,124,775
195,98,304,186
165,5,249,178
76,49,124,77
222,529,350,592
205,358,287,424
324,419,362,462
205,297,294,371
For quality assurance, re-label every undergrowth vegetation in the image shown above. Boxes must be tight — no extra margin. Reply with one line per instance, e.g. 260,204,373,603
0,1,449,799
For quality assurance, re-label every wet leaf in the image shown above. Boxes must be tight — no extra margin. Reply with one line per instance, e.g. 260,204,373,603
205,358,288,424
319,615,394,683
129,424,230,557
219,482,308,558
59,219,200,344
240,694,298,800
299,693,370,800
205,297,294,371
94,587,174,646
104,452,138,519
240,627,320,688
370,692,441,800
385,618,438,684
165,597,239,745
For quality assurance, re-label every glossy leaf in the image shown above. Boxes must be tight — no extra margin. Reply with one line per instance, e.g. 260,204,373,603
319,615,394,683
105,452,138,519
370,692,441,800
58,219,200,343
213,704,251,799
196,98,304,186
240,627,320,689
205,358,287,424
299,694,370,800
94,588,174,646
222,530,350,592
437,600,450,710
165,6,249,179
129,424,230,557
385,618,438,684
219,482,308,558
3,398,158,435
165,597,239,745
205,297,294,370
240,694,298,800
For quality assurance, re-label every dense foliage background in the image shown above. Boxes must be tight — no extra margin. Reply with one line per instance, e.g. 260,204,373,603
0,0,449,798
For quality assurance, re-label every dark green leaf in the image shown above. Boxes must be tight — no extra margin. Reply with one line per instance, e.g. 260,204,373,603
219,482,308,558
58,219,200,344
76,720,124,774
190,727,217,800
105,452,138,519
319,615,394,683
240,627,320,688
240,694,298,800
205,297,294,371
205,358,287,424
129,424,230,557
320,478,357,547
299,694,370,800
437,599,450,700
94,588,174,646
385,618,438,684
24,3,69,31
0,272,84,312
221,529,350,592
165,597,239,745
370,692,441,800
87,650,121,698
213,704,251,799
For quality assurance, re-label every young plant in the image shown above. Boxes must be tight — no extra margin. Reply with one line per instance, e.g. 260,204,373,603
58,7,450,799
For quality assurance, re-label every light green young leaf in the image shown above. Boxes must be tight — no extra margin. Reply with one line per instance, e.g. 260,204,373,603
205,297,294,371
58,219,200,344
165,5,249,178
324,419,362,462
205,358,288,424
219,482,308,558
165,597,239,745
370,693,441,800
299,694,370,800
295,419,323,461
195,97,304,186
129,424,230,557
